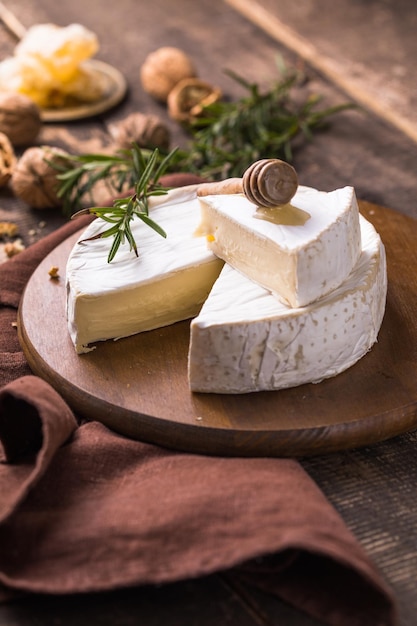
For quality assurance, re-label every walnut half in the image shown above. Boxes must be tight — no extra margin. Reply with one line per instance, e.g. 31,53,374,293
167,78,222,124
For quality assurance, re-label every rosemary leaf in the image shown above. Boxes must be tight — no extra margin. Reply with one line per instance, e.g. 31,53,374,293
137,213,167,238
108,232,124,264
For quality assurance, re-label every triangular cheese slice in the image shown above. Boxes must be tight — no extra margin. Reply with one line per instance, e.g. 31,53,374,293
198,185,361,307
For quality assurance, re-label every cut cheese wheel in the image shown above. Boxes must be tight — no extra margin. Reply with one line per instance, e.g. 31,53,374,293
188,216,386,394
66,186,223,354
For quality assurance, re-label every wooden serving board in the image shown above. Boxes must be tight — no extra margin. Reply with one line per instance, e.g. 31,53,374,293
18,201,417,457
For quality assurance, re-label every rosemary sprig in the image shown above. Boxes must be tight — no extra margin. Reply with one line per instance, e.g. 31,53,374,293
53,148,156,216
180,67,353,179
73,146,177,263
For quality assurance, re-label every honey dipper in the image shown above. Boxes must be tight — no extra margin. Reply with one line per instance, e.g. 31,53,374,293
196,159,298,208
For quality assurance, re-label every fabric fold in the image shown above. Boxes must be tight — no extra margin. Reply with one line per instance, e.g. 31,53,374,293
0,376,77,523
0,174,398,626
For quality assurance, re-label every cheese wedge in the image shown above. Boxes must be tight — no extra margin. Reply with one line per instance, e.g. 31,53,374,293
197,185,362,307
66,186,223,354
188,215,386,393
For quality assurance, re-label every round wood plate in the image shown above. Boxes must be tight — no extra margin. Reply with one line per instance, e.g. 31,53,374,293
18,201,417,457
40,60,127,122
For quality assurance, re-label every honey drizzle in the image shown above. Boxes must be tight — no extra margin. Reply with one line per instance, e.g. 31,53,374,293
254,203,311,226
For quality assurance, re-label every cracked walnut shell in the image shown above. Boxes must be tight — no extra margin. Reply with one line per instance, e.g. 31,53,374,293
0,131,16,187
11,146,69,209
109,112,170,150
167,78,222,123
0,93,42,147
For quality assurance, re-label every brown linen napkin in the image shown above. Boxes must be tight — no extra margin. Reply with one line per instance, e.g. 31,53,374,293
0,177,398,626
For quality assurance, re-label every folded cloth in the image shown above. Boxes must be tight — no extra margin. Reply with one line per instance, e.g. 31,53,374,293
0,176,397,626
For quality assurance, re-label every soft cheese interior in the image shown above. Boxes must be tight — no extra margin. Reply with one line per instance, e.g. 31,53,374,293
188,215,387,393
66,186,224,353
198,185,362,307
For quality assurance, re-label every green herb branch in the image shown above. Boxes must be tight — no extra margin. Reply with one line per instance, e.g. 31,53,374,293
72,146,177,263
180,67,352,179
54,148,153,217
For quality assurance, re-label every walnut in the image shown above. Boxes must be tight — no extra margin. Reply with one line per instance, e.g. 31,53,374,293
167,78,222,123
0,93,42,147
0,131,16,187
109,112,171,150
10,146,70,209
140,47,197,103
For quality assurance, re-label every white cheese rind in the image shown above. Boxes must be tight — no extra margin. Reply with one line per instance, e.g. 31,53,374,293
66,186,223,354
198,185,362,307
188,216,386,394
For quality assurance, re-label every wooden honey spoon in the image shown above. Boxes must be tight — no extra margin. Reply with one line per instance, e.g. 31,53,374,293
196,158,298,207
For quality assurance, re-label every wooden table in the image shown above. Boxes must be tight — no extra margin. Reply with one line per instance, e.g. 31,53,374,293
1,1,417,625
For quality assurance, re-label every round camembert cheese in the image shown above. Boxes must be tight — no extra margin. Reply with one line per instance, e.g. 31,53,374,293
66,183,387,397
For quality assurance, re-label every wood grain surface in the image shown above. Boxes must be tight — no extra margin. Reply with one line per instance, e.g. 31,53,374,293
227,0,417,143
18,201,417,457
